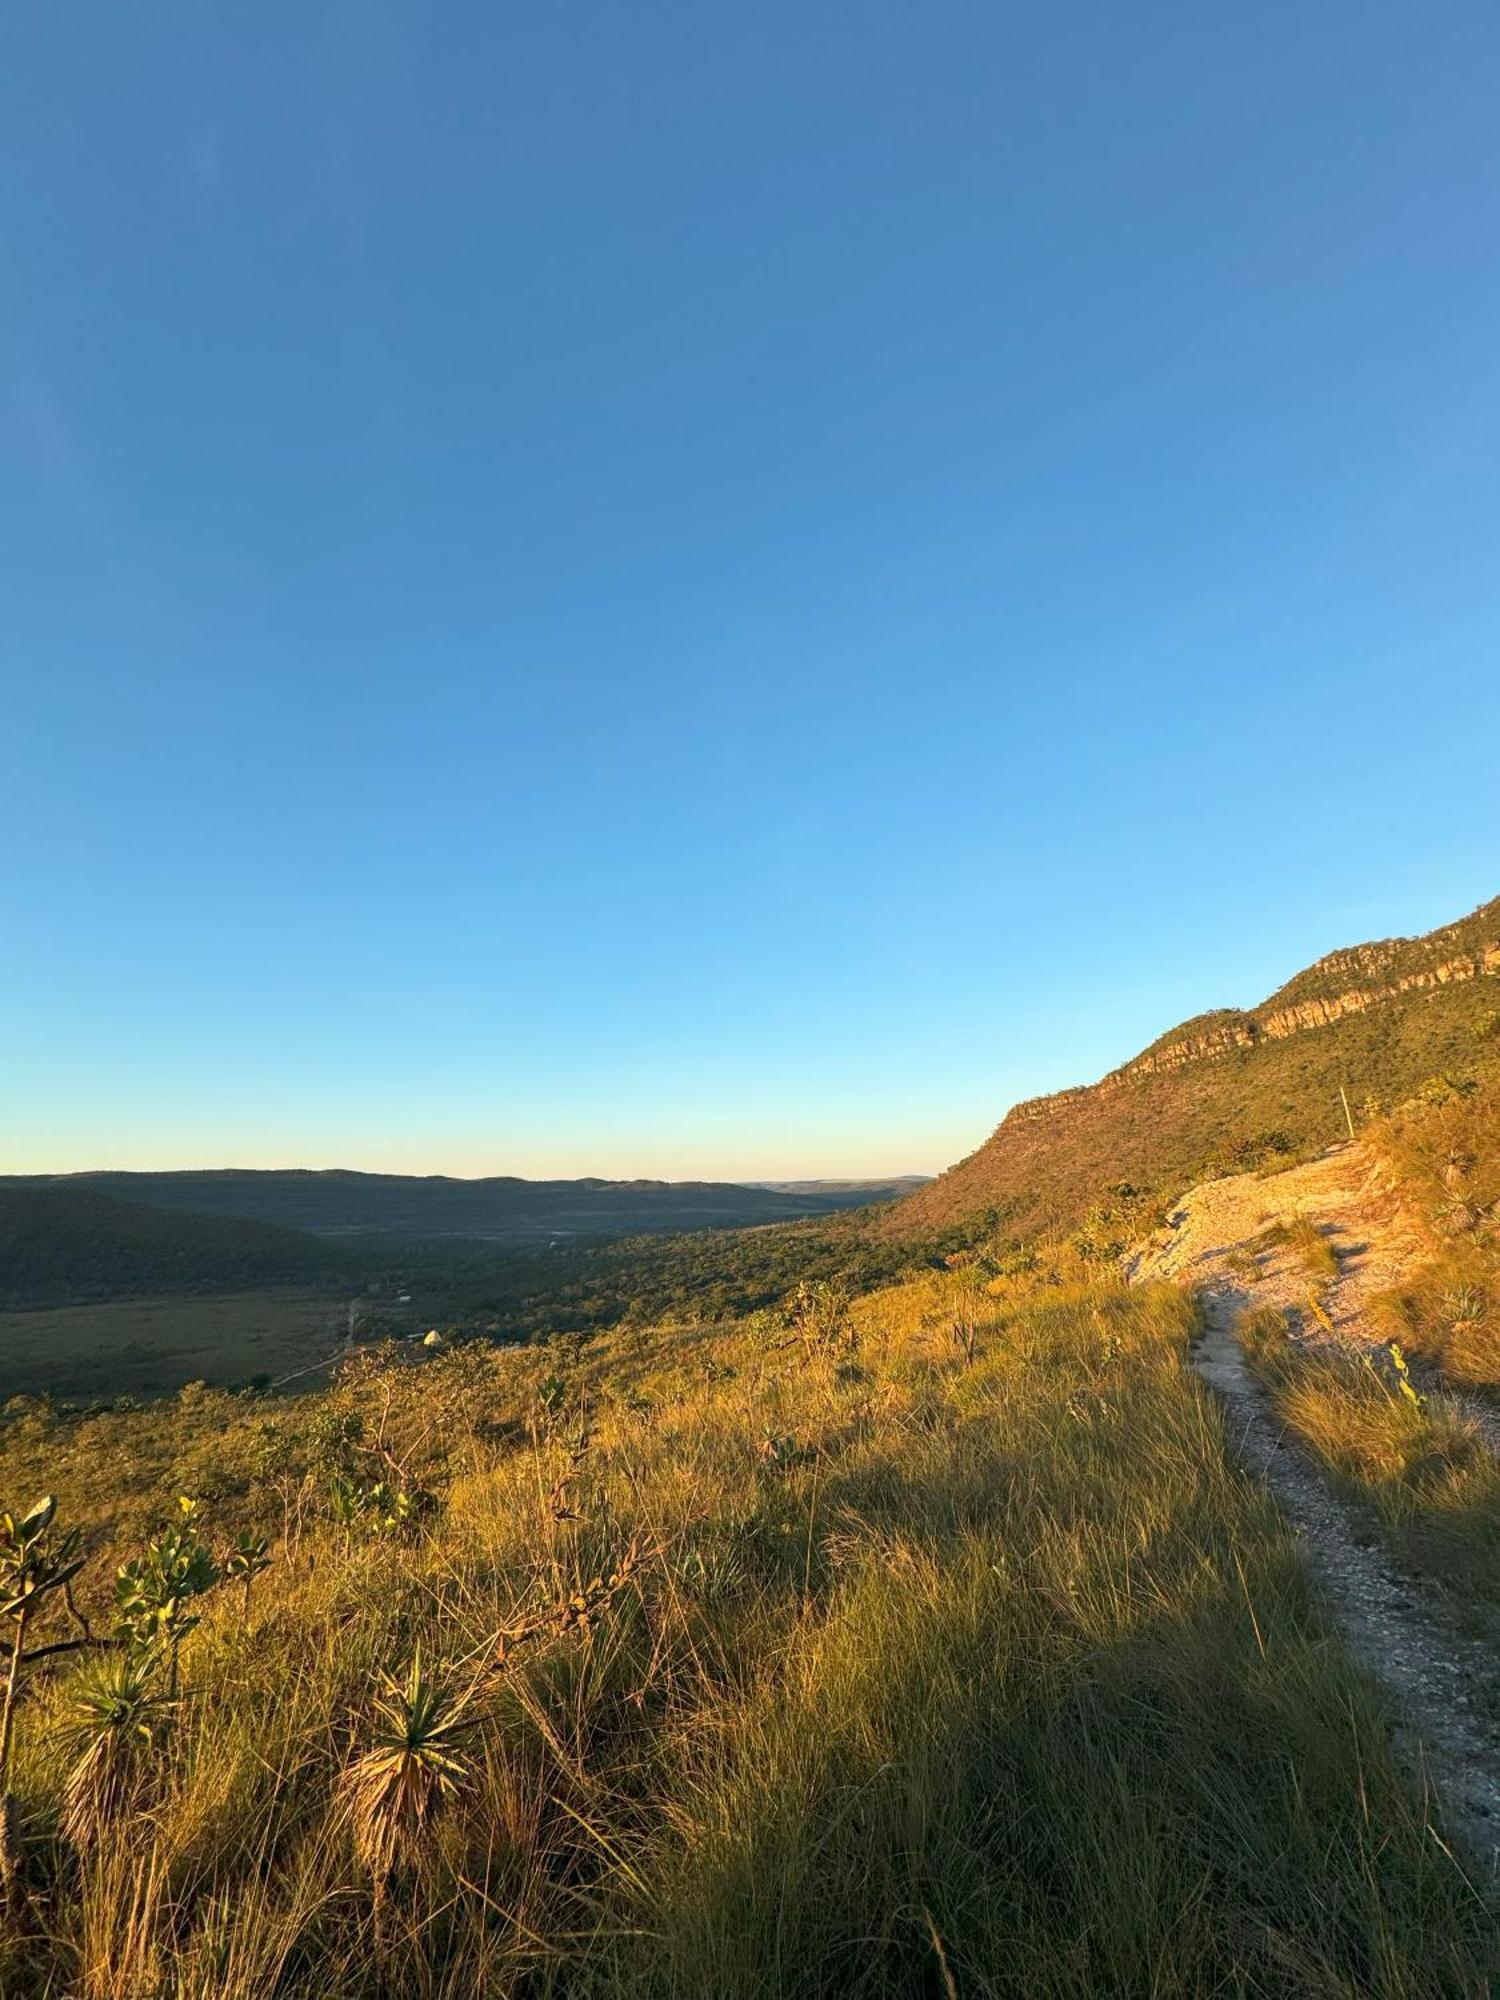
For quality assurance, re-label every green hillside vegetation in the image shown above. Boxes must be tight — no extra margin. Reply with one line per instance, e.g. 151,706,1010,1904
895,895,1500,1247
0,1186,344,1311
0,1268,1491,1995
1368,1075,1500,1393
467,1209,929,1339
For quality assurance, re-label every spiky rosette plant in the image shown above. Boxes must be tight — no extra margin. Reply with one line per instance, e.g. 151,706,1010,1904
339,1651,473,1912
58,1652,174,1850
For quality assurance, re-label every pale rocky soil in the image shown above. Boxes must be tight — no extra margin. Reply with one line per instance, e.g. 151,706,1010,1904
1128,1141,1424,1337
1129,1143,1500,1884
1130,1141,1499,1442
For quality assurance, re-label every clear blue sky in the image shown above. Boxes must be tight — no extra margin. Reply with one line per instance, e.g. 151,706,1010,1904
4,3,1498,1180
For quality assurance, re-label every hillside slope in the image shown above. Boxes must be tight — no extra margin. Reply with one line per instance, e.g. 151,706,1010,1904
895,894,1500,1240
1,1263,1491,1992
0,1183,344,1308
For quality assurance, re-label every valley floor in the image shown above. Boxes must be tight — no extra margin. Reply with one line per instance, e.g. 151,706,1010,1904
0,1288,348,1400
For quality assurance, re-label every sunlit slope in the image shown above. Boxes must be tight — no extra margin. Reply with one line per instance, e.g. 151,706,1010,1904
895,894,1500,1240
0,1268,1490,1992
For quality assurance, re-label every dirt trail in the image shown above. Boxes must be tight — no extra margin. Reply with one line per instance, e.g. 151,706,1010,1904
1127,1142,1422,1332
1130,1141,1500,1444
1131,1146,1500,1883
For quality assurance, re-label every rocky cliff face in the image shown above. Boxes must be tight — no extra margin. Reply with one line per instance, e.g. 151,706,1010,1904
1123,1017,1258,1077
1256,946,1500,1041
998,901,1500,1132
891,894,1500,1242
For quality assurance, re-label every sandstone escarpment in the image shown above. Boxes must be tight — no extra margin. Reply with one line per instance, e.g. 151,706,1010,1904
997,901,1500,1135
891,894,1500,1242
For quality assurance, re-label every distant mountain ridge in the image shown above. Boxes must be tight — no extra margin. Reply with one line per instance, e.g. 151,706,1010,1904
747,1177,931,1196
0,1167,909,1245
894,894,1500,1239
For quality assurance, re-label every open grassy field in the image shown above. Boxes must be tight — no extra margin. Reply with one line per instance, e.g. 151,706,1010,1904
0,1268,1491,1995
0,1290,350,1401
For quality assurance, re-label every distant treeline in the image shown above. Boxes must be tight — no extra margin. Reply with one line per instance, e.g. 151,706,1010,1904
454,1212,944,1340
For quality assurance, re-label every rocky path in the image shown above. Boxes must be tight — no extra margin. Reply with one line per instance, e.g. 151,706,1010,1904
1130,1141,1500,1444
1130,1146,1500,1885
1194,1285,1500,1880
1126,1143,1420,1329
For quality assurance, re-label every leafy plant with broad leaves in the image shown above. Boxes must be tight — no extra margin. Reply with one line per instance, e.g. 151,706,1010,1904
114,1498,221,1691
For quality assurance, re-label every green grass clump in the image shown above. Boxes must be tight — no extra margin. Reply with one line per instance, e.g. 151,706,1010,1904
1238,1308,1500,1650
1368,1080,1500,1394
0,1280,1490,1995
1256,1215,1341,1282
1373,1253,1500,1394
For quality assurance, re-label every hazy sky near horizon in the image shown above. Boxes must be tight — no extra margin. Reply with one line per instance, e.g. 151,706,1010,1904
4,3,1499,1180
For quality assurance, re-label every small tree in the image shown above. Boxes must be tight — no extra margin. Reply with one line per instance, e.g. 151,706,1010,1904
942,1265,990,1366
0,1496,87,1907
114,1499,221,1694
787,1280,855,1360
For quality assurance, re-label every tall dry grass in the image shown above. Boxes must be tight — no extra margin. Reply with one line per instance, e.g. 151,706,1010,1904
0,1276,1491,1995
1370,1083,1500,1393
1239,1304,1500,1650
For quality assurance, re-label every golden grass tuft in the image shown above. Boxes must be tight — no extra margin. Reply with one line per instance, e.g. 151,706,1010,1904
0,1276,1492,1994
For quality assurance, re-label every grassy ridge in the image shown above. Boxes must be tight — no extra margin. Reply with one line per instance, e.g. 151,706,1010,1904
0,1274,1490,1994
896,931,1500,1244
